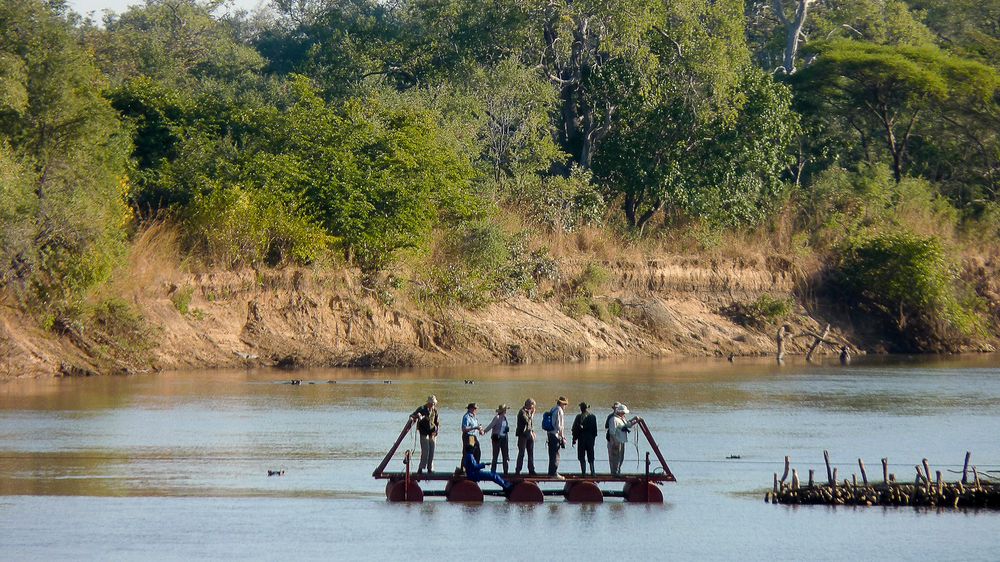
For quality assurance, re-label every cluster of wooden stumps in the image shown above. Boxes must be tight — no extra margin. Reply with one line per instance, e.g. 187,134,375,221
375,418,675,503
766,451,1000,509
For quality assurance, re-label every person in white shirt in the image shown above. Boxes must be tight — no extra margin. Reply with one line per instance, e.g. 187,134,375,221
462,403,484,464
483,404,511,474
547,396,568,478
608,403,642,475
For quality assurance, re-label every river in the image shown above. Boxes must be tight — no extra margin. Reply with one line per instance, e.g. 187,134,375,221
2,355,1000,560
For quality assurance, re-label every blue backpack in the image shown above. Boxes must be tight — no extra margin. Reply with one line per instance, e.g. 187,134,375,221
541,409,555,432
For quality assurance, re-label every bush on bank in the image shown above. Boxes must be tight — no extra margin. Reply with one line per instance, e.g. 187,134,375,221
834,230,984,351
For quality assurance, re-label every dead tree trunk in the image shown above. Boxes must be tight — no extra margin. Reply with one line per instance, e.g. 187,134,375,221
771,0,815,74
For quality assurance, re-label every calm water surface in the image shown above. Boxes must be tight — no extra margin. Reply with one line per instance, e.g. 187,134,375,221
2,356,1000,560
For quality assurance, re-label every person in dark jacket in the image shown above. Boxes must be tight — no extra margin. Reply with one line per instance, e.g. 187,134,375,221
515,398,537,475
410,395,439,473
572,402,598,475
462,450,511,491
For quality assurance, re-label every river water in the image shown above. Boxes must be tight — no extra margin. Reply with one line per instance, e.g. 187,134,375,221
2,356,1000,560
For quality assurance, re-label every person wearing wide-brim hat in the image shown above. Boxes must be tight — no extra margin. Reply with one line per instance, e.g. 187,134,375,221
483,404,511,474
461,402,484,464
546,396,569,478
572,402,598,475
515,398,537,475
608,403,642,475
410,395,440,473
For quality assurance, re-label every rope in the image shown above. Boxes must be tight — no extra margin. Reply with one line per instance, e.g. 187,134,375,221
632,424,641,472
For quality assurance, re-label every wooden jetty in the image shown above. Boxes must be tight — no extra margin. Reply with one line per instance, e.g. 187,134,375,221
766,451,1000,509
373,418,675,503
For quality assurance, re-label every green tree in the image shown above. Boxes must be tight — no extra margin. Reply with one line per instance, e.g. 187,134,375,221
597,68,798,229
794,39,999,183
0,0,130,314
88,0,265,87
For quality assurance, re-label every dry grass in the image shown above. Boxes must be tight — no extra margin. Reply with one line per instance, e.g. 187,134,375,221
99,220,184,302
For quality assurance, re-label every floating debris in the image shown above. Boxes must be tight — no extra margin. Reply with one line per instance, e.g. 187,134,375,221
464,379,475,385
726,455,741,460
267,470,285,477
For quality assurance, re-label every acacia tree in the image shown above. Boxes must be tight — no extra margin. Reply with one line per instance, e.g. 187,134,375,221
794,40,999,183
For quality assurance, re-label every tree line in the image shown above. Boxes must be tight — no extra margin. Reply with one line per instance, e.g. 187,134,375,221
2,0,999,350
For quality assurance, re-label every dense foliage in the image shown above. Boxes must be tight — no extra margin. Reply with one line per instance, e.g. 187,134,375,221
2,0,1000,349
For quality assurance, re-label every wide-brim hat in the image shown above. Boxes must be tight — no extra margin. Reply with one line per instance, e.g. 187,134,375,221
556,396,568,405
497,404,508,413
467,402,478,410
615,404,630,415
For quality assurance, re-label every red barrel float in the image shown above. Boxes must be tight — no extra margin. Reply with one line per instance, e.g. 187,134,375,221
386,480,424,502
446,479,484,502
507,481,544,503
565,481,604,503
623,480,663,503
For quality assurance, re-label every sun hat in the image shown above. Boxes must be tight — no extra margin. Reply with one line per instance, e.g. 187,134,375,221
556,396,568,405
497,404,508,413
467,402,477,410
615,404,630,415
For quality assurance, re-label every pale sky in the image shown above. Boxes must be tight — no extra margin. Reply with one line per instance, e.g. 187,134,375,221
69,0,265,18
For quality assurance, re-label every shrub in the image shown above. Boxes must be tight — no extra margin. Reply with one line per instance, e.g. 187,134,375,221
413,221,558,309
84,297,156,364
796,164,959,250
724,294,793,329
564,296,593,319
183,187,331,268
514,166,605,232
835,230,984,350
171,286,194,314
573,263,610,297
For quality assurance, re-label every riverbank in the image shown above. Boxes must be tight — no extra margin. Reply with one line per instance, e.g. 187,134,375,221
2,237,997,378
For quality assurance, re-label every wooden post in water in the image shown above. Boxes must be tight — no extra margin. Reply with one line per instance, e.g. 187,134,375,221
824,450,833,485
832,468,838,489
806,324,831,362
935,471,943,495
858,458,868,486
852,474,857,489
914,465,924,486
808,469,814,488
780,456,790,484
922,459,932,491
773,473,779,493
881,458,888,483
973,466,982,490
962,452,971,485
776,325,788,363
791,469,799,490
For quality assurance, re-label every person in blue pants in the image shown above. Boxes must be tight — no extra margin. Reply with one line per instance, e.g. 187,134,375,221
462,451,512,491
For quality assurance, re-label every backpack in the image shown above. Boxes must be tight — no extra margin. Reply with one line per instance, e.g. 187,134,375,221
541,409,554,432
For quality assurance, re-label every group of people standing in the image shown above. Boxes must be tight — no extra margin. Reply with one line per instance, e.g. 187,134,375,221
409,395,643,482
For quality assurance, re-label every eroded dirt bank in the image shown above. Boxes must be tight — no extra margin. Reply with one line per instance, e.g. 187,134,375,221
1,254,890,378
